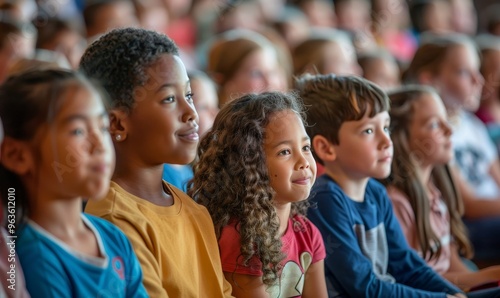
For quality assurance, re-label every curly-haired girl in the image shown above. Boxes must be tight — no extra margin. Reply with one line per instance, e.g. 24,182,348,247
189,91,327,297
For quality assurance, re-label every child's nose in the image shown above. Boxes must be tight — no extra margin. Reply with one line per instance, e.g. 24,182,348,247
380,131,392,149
181,100,198,123
295,153,310,170
474,71,485,86
89,129,107,153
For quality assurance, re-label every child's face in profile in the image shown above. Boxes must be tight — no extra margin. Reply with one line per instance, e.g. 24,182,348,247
191,77,219,137
36,86,115,200
363,58,400,91
433,44,484,112
333,110,392,180
264,110,317,205
408,92,453,167
321,41,361,76
127,54,199,165
87,2,139,38
224,48,284,102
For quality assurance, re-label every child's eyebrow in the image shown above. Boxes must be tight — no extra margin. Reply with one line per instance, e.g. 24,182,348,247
353,114,390,128
271,136,310,149
61,111,108,124
156,80,191,93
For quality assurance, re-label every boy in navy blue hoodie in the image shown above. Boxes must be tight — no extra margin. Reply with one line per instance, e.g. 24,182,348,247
295,74,465,298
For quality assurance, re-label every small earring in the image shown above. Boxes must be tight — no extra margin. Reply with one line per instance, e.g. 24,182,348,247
115,134,122,141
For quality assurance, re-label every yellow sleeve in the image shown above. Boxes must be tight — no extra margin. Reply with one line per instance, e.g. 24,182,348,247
100,213,169,298
222,260,234,297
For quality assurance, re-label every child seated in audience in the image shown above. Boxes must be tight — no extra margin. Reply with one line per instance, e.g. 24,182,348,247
475,35,500,151
292,29,361,77
189,91,327,297
0,17,36,83
295,73,465,297
206,29,286,107
80,28,232,297
384,85,500,295
358,48,401,91
404,33,500,264
83,0,138,41
35,18,86,69
0,69,147,297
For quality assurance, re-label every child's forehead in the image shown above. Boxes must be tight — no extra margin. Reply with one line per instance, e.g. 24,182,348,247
57,85,104,113
343,109,390,127
140,54,189,88
268,109,300,122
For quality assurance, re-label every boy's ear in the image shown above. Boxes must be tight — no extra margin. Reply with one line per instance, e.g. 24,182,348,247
312,135,336,162
109,108,129,142
1,137,35,175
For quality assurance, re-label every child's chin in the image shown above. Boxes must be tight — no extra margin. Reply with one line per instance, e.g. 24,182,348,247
374,169,391,179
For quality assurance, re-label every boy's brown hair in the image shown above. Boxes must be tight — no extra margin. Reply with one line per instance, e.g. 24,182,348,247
294,74,389,164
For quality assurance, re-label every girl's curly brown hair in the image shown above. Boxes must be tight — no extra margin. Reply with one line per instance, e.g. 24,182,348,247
188,91,309,286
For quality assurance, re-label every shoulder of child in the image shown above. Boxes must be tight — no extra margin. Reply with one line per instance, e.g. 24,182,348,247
83,214,132,249
367,178,387,192
366,179,391,199
165,182,213,215
16,224,70,297
219,220,240,240
289,215,327,262
310,175,345,197
385,186,409,205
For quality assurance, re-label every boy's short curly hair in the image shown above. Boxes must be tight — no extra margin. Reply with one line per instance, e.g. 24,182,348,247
294,74,389,164
79,27,179,111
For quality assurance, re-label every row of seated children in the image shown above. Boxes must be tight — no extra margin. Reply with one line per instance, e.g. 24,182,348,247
403,34,500,266
2,27,500,297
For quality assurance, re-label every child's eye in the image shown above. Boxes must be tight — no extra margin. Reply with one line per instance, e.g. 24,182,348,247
384,126,391,134
249,70,264,78
162,96,175,103
363,128,374,134
457,69,470,77
71,128,85,136
278,149,291,156
429,121,440,129
303,145,311,152
186,92,194,103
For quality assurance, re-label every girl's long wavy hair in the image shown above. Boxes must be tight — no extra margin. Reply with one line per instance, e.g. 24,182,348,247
188,91,308,286
381,86,473,261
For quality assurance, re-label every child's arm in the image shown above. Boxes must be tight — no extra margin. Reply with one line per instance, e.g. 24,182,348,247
223,272,269,298
309,185,457,298
447,243,471,274
17,237,72,298
383,191,463,295
101,215,168,297
387,188,418,249
489,159,500,193
445,245,500,291
302,260,328,298
120,229,149,298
